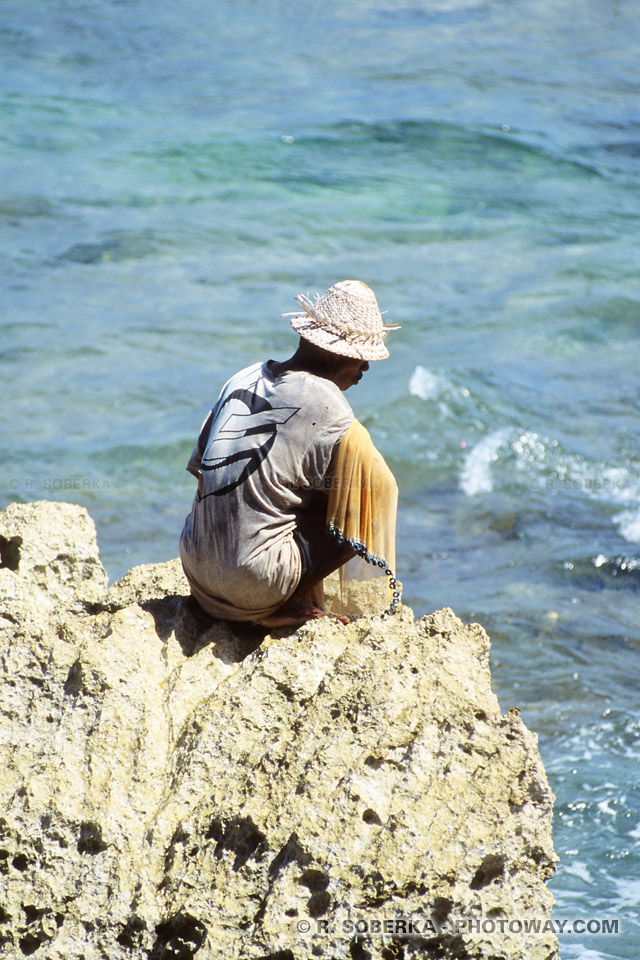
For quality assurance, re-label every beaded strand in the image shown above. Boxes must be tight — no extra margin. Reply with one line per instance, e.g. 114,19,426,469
327,523,401,618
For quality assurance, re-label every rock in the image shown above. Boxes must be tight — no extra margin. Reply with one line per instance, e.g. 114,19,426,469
0,500,108,615
0,501,558,960
106,557,190,611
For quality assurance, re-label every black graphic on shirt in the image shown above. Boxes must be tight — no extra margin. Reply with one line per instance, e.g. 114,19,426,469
199,388,299,497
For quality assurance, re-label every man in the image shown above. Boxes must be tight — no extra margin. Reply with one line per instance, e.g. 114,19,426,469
179,280,400,627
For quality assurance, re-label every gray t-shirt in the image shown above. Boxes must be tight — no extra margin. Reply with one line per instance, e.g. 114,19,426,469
179,361,354,618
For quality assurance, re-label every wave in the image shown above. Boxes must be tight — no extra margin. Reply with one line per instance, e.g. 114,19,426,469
460,429,511,497
409,366,640,544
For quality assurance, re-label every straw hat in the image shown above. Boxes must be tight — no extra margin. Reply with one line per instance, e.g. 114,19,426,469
282,280,400,361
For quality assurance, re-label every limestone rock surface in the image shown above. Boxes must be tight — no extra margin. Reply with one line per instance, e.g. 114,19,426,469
0,501,558,960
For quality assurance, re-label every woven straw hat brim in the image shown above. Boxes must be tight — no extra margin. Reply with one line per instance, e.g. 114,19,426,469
289,314,390,361
284,280,400,361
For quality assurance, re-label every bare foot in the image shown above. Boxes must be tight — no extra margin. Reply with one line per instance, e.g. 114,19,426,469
258,598,349,628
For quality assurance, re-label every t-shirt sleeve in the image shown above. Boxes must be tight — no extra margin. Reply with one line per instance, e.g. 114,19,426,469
186,408,215,477
300,385,354,489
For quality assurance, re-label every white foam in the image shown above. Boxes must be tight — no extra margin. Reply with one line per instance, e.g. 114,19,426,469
409,365,443,400
460,428,510,496
596,799,617,818
601,466,635,502
564,860,592,883
613,508,640,544
612,875,640,908
511,430,549,470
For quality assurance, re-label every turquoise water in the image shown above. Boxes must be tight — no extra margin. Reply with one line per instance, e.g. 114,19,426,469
2,1,639,955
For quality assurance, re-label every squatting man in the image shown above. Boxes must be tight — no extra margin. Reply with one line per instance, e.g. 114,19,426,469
180,280,401,628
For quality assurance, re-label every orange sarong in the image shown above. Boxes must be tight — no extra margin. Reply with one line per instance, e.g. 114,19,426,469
324,419,401,617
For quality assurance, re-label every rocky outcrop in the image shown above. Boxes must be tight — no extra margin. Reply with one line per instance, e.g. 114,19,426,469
0,501,558,960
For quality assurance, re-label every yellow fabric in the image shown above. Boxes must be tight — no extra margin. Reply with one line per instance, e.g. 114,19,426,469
326,419,398,607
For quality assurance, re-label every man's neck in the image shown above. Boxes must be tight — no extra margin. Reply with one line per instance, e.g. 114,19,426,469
268,341,336,381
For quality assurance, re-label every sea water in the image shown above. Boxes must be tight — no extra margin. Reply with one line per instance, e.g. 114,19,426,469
1,1,639,955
